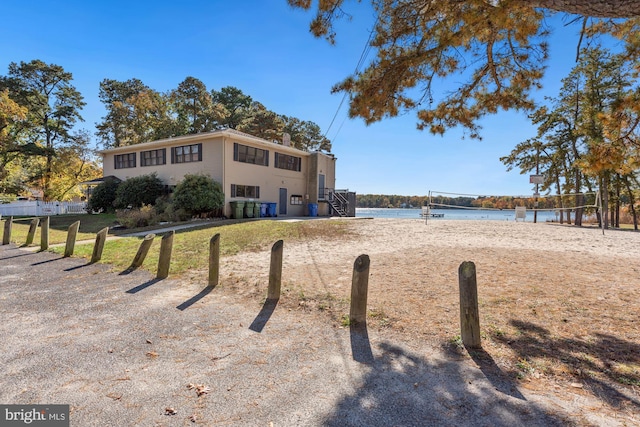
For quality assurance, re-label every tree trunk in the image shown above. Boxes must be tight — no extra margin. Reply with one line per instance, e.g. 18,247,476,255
574,193,583,226
624,176,638,231
573,166,583,226
602,174,610,229
555,177,564,224
44,124,53,202
614,175,621,228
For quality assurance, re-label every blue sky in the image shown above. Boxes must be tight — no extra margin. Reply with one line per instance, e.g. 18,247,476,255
1,1,594,197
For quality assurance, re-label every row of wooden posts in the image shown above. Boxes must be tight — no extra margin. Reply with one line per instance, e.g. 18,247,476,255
2,216,482,349
2,216,106,261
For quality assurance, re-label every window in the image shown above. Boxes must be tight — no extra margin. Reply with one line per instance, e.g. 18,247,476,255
115,153,136,169
141,148,166,166
290,195,303,205
233,143,269,166
275,152,301,172
231,184,260,198
171,143,202,163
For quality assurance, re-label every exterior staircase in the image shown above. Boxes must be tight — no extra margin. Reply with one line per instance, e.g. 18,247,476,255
328,190,349,217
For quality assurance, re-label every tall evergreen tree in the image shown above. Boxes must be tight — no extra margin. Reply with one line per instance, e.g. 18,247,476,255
170,76,226,134
1,60,85,200
211,86,253,129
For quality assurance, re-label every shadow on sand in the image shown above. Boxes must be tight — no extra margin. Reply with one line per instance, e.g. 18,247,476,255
125,278,163,294
350,322,374,364
493,319,640,411
249,298,279,333
324,341,573,427
176,285,214,311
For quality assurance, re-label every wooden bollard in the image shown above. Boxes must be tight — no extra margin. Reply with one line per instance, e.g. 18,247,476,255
25,218,40,245
349,254,370,325
128,234,156,270
40,216,50,251
90,227,109,263
459,261,481,349
267,240,284,300
3,216,13,245
208,233,220,287
156,230,174,279
64,220,80,257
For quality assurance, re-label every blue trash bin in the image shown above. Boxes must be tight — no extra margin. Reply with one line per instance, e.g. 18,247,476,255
268,203,277,217
308,203,318,217
260,202,268,218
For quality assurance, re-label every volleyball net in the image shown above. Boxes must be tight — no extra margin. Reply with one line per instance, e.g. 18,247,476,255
425,190,600,216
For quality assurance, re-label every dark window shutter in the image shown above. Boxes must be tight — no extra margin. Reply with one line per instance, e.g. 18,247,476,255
114,156,118,169
161,148,167,164
233,143,238,161
171,147,175,164
133,153,136,167
197,143,202,161
231,184,236,198
256,186,260,198
265,150,269,167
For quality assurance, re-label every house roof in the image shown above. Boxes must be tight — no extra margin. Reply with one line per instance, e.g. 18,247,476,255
79,175,122,185
97,129,313,156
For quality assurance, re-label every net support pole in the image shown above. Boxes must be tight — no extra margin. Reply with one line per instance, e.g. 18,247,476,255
598,189,605,236
425,190,431,226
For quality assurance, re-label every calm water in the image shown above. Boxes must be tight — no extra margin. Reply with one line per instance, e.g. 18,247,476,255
356,208,559,222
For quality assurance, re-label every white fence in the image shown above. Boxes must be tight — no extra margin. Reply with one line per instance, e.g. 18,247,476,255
0,201,87,217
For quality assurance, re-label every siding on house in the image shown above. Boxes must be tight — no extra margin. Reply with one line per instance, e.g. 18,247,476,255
99,129,337,217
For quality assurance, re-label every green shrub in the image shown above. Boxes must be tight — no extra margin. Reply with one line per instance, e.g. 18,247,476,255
173,174,224,217
87,178,120,213
114,173,164,209
116,205,158,228
154,195,171,215
162,204,191,222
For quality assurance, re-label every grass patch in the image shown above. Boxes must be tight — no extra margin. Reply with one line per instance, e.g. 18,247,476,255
50,219,355,274
2,214,119,246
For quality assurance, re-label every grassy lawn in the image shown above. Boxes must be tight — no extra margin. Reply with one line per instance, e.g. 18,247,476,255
48,219,354,274
2,214,120,246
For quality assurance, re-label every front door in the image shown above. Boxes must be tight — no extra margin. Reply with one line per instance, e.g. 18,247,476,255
318,174,325,200
279,188,287,216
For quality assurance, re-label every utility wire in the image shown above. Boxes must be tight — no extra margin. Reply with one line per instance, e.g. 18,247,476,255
323,18,377,141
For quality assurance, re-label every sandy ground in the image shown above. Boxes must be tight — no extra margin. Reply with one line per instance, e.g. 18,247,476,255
220,218,640,425
2,218,640,426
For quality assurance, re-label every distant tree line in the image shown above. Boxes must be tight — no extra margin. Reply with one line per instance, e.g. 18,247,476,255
357,194,475,209
96,78,331,152
356,194,601,210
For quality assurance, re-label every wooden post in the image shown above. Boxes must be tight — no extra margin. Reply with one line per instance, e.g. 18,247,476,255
267,240,284,300
40,216,50,251
349,254,370,325
156,230,174,279
2,216,13,245
90,227,109,263
459,261,481,349
64,220,80,257
208,233,220,287
128,234,156,270
25,218,40,246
